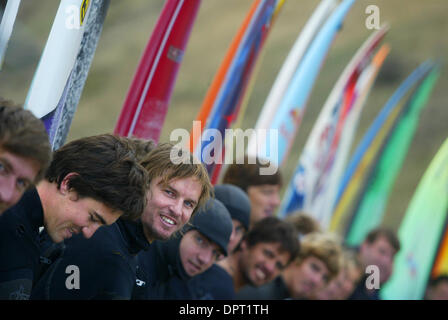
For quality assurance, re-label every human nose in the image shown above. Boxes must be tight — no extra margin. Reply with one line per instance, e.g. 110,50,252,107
81,224,101,239
197,248,213,266
265,259,276,276
271,193,281,207
0,176,19,204
169,198,183,217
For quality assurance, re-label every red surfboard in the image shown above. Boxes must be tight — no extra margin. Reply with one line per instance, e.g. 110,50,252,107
114,0,201,142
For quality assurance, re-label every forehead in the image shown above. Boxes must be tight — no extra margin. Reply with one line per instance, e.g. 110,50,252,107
182,229,220,248
248,184,280,192
0,148,40,181
302,256,329,272
232,219,244,229
250,242,289,259
370,236,396,252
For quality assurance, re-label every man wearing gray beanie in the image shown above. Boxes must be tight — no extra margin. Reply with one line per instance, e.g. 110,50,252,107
182,184,252,299
132,198,233,299
214,184,251,253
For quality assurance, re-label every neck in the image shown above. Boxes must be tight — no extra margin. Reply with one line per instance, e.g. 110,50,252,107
221,252,247,292
141,223,154,244
35,180,54,227
282,265,297,298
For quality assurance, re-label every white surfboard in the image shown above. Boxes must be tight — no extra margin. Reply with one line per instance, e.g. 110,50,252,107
24,0,91,119
246,0,338,158
0,0,21,69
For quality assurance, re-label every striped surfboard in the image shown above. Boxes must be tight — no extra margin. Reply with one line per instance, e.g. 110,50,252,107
329,60,434,234
343,64,440,246
194,0,278,179
278,25,389,227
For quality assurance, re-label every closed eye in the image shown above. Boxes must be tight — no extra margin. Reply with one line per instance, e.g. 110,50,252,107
89,212,106,225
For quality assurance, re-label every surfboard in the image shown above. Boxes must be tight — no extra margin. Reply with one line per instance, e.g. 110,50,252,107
194,0,278,178
114,0,201,142
210,0,285,184
50,0,110,150
24,0,92,148
329,60,434,233
246,0,337,159
316,44,390,225
431,216,448,278
257,0,356,167
189,0,261,153
278,25,388,226
344,65,440,246
0,0,21,70
381,136,448,300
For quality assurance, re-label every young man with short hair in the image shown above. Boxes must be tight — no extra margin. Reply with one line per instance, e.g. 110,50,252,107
0,134,149,299
181,183,252,299
219,217,299,296
223,156,282,228
315,248,362,300
349,227,400,300
0,101,51,214
236,232,341,300
132,198,233,299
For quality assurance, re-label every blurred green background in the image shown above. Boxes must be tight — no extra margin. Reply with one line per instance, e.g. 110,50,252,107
1,0,447,231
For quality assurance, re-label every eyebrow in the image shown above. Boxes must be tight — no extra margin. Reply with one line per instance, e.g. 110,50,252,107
0,157,12,171
92,211,107,225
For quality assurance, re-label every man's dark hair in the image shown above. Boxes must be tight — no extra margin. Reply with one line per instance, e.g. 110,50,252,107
0,100,52,182
243,216,300,265
365,227,401,253
45,134,149,220
222,155,282,192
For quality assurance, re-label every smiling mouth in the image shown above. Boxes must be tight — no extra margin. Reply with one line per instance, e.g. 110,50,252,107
161,215,176,226
189,261,201,273
255,267,267,281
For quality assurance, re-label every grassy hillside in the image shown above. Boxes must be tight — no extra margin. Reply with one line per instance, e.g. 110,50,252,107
1,0,447,231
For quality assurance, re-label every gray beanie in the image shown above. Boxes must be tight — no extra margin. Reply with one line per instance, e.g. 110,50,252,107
214,184,251,231
186,198,233,256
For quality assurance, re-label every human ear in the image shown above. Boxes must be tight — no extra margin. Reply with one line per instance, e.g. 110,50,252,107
60,172,79,200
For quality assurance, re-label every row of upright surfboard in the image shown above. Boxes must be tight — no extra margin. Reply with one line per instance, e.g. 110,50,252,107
1,0,446,300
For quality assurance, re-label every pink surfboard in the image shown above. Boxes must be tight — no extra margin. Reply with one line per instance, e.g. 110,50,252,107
114,0,201,142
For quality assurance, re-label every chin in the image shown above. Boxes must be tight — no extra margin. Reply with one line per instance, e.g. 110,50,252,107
49,233,64,244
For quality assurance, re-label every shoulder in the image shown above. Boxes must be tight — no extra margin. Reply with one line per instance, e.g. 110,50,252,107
236,277,288,300
188,264,235,300
0,207,40,275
